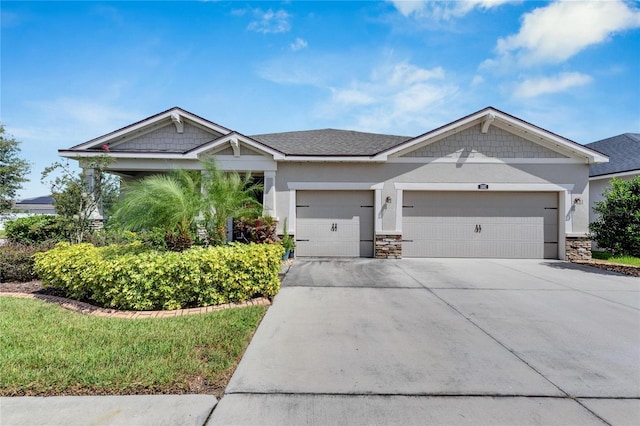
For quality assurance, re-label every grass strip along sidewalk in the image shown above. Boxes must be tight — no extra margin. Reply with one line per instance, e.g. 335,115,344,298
0,297,266,398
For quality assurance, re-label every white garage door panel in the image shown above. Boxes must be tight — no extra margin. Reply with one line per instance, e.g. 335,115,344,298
296,191,374,257
403,192,558,259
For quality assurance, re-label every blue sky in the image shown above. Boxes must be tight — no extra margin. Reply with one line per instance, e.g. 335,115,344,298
2,0,639,199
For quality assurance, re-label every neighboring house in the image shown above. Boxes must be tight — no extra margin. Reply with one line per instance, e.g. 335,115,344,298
586,133,640,224
59,106,608,260
0,195,56,230
13,195,56,215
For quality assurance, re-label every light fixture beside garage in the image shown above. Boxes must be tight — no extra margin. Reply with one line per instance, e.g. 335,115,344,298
477,184,489,190
386,196,392,204
574,197,583,205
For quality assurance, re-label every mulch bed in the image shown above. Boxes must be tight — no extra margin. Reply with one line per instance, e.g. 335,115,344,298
573,260,640,277
0,280,66,297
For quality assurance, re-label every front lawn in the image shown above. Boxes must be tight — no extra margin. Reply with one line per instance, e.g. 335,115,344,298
0,297,266,397
592,251,640,267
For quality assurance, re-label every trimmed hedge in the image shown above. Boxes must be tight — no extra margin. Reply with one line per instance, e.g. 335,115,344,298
33,242,284,310
5,215,66,245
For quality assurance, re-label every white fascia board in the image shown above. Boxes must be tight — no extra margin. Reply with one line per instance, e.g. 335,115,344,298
281,155,383,162
190,133,285,160
393,182,574,192
589,170,639,181
59,150,186,160
387,157,584,164
490,119,608,164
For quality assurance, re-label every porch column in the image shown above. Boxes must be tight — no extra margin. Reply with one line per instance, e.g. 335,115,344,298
263,171,276,218
83,167,104,226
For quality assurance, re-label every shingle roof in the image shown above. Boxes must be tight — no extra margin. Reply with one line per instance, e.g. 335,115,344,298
250,129,412,156
16,195,54,205
586,133,640,177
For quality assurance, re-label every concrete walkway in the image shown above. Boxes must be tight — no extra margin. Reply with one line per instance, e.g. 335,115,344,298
211,258,640,425
0,395,217,425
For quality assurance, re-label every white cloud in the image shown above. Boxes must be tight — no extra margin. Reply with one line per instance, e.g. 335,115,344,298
496,0,640,65
247,9,291,34
290,37,308,51
513,72,593,98
331,88,375,106
389,0,515,20
321,61,458,133
389,0,426,17
471,75,485,86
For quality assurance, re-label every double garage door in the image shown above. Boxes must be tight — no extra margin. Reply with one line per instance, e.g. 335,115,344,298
295,190,558,259
403,191,558,259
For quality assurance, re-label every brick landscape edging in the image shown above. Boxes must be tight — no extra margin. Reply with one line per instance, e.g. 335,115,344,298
0,292,271,318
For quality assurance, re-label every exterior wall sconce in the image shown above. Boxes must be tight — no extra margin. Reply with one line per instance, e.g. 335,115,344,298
574,197,583,205
385,196,392,204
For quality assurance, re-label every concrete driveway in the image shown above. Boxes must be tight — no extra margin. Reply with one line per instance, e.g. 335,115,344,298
211,259,640,425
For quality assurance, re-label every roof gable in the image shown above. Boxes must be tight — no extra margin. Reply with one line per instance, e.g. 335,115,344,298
398,123,568,159
586,133,640,177
68,107,232,151
377,107,608,164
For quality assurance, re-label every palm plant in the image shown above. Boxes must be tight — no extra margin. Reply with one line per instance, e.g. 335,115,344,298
111,158,263,250
111,169,203,251
200,158,263,245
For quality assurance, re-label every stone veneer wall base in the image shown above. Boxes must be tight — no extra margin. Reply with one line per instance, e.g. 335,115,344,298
375,234,402,259
565,236,592,261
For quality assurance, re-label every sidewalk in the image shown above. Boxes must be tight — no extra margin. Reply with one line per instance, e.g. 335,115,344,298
0,395,217,426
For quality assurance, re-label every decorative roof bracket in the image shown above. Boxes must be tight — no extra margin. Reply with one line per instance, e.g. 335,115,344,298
481,112,495,134
170,112,184,133
230,137,240,157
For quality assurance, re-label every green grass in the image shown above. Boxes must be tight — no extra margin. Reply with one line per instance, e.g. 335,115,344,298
0,297,266,397
592,251,640,267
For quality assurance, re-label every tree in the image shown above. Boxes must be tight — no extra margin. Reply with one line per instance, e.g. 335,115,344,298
110,158,262,250
0,125,30,213
41,152,119,243
589,176,640,257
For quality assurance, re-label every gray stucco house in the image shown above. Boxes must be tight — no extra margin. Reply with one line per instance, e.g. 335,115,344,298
60,106,608,260
586,133,640,224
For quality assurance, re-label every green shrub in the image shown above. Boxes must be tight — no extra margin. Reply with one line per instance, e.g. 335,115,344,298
34,242,284,310
86,227,168,250
5,215,67,245
0,242,55,282
589,176,640,257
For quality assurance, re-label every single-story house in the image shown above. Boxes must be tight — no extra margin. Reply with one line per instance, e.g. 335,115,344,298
0,196,56,230
586,133,640,224
59,106,608,260
13,195,56,215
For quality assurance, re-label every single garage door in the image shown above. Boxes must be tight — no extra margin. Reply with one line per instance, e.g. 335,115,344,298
296,190,374,257
403,191,558,259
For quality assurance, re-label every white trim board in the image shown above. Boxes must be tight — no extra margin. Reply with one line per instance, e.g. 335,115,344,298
388,157,583,164
288,182,384,190
589,170,640,180
393,183,574,192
